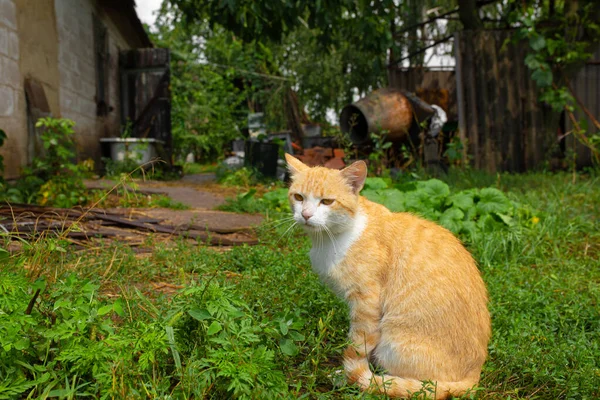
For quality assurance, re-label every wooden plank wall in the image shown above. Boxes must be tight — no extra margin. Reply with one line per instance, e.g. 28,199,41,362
455,30,562,173
565,46,599,168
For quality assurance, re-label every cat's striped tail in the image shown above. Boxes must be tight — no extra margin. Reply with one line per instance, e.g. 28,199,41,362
345,358,479,399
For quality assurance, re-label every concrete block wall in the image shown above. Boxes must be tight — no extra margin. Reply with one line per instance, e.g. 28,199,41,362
54,0,140,164
54,0,99,162
0,0,147,177
0,0,26,179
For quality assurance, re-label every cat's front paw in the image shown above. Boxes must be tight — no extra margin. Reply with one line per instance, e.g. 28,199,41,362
343,356,373,388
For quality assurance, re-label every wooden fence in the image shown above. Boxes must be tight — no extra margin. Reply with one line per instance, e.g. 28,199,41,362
389,30,599,172
454,30,561,173
566,46,600,168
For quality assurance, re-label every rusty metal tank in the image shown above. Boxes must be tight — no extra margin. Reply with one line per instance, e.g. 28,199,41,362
339,88,435,144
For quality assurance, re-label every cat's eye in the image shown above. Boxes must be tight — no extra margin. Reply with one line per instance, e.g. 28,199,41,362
320,199,335,206
293,193,304,201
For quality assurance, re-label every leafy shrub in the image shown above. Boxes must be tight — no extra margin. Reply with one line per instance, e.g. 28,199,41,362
228,176,536,240
2,118,90,208
218,188,289,214
172,283,291,399
362,177,534,240
216,167,257,188
0,273,124,398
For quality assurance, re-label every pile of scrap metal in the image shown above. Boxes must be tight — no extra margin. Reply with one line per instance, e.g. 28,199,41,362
224,87,447,179
295,147,346,170
340,87,447,156
291,87,448,171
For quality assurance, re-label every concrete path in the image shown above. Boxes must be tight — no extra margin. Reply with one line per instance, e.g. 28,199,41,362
84,173,264,232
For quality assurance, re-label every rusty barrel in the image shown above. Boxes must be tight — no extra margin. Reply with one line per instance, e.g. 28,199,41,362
339,88,435,144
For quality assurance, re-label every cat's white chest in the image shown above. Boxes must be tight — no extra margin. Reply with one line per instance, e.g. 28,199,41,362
309,213,367,278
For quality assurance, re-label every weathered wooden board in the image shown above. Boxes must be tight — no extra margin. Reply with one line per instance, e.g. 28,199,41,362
0,204,259,247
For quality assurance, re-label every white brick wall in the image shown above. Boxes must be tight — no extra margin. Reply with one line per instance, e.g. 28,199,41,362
55,0,96,131
0,0,25,179
0,0,17,30
0,86,14,116
1,0,147,178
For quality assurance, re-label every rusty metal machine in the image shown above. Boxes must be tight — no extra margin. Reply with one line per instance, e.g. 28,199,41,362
339,88,436,144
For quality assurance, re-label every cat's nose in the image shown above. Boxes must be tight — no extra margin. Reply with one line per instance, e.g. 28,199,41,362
301,210,313,221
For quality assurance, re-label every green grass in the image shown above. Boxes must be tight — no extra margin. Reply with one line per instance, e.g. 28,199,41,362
183,162,219,175
0,170,598,399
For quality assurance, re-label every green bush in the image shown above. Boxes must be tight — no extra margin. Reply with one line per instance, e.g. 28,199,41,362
1,118,90,208
218,188,289,214
361,177,536,241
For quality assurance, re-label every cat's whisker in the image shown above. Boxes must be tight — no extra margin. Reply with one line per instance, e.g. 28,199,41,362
277,220,298,244
323,225,339,256
260,216,296,230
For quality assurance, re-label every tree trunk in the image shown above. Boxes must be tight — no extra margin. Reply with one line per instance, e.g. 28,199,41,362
459,0,483,30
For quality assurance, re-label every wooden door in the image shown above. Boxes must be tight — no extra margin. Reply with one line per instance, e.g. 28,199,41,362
119,48,172,165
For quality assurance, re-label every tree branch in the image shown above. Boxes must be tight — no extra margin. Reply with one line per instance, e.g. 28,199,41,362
387,35,453,67
393,0,503,38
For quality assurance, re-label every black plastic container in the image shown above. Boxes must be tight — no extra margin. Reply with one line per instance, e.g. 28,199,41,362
244,141,280,178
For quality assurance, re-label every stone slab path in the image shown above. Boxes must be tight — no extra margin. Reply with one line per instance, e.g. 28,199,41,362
84,173,264,234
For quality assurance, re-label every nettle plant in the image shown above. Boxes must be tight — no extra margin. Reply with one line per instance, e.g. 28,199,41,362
361,177,535,241
17,118,90,208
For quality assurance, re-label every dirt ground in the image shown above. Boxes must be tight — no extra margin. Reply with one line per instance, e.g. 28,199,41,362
0,173,266,251
84,172,264,227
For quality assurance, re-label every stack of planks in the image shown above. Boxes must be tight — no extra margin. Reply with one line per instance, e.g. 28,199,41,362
0,203,258,247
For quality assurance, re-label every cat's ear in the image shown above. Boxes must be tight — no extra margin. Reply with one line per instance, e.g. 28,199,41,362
285,153,309,175
341,160,367,194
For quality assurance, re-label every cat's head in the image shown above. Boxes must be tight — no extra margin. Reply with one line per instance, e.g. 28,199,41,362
285,154,367,234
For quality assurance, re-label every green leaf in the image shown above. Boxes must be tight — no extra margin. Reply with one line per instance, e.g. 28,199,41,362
32,277,47,292
496,213,514,226
546,38,559,55
361,189,386,204
381,189,405,212
207,321,222,335
48,389,72,397
441,207,464,221
97,305,113,316
363,177,388,190
476,188,511,215
524,53,541,69
113,299,125,317
477,213,500,232
279,338,299,356
416,179,450,199
529,34,546,51
288,330,305,341
531,68,553,87
188,308,212,321
446,192,474,211
279,320,289,335
460,220,478,239
403,191,427,211
439,208,465,233
240,188,257,200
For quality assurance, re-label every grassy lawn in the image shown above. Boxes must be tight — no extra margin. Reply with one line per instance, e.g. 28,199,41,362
1,170,598,399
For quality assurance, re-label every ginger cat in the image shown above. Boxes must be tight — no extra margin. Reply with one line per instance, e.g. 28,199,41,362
285,154,491,399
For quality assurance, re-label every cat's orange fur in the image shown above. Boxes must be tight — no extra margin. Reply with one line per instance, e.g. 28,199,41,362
285,154,491,399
